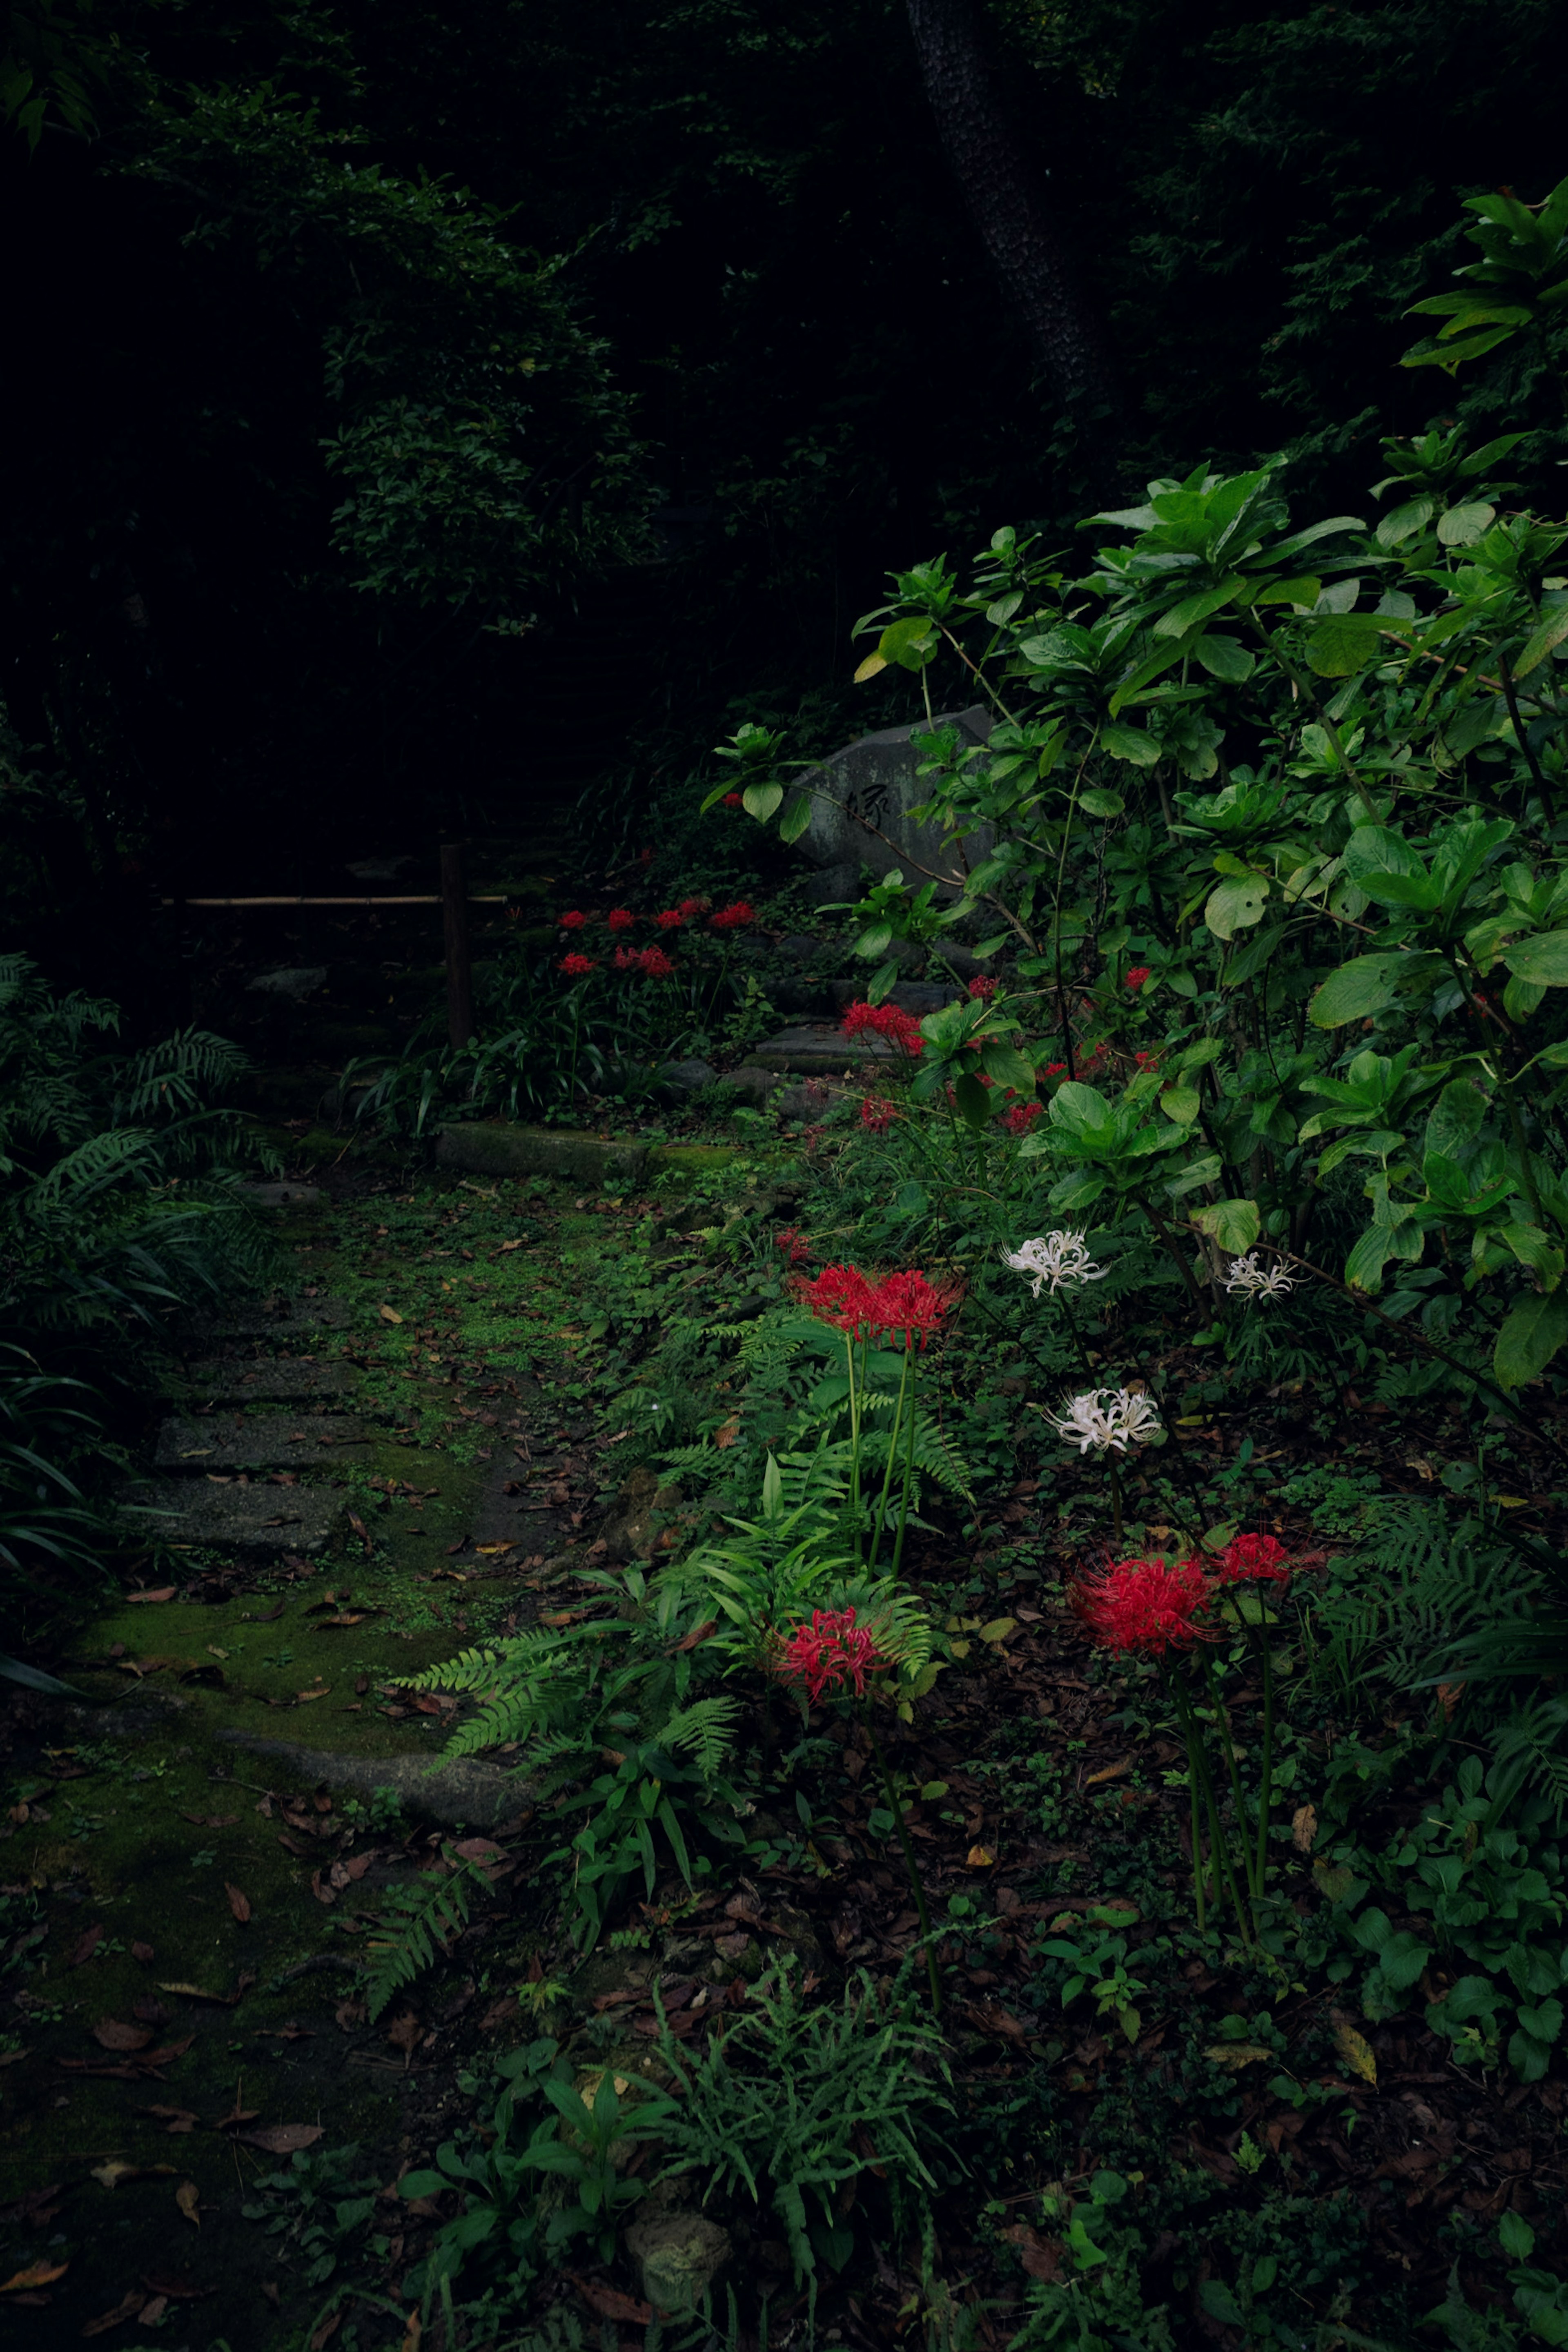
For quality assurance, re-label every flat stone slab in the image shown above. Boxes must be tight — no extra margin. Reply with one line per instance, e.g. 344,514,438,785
183,1357,358,1403
749,1024,903,1074
438,1124,650,1184
238,1181,327,1209
214,1731,528,1829
193,1296,353,1340
118,1478,343,1553
154,1414,371,1471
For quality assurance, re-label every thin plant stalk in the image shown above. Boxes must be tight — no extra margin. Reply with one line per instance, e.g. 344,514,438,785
1246,1609,1277,1901
1058,1292,1123,1540
866,1714,941,2015
890,1344,920,1581
844,1330,863,1564
1200,1651,1260,1903
870,1339,913,1563
1167,1677,1207,1935
1187,1703,1254,1944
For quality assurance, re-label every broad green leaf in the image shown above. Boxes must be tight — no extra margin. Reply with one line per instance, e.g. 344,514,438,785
1159,1086,1200,1126
1504,973,1546,1022
1205,875,1269,940
1437,502,1496,547
979,1042,1038,1096
878,616,939,671
1078,788,1126,817
853,651,887,682
1505,931,1568,987
952,1071,991,1129
1342,826,1441,912
1494,1287,1568,1390
1191,1197,1261,1254
1098,725,1158,768
1310,954,1419,1027
1191,633,1254,683
1514,604,1568,680
742,780,783,822
1425,1079,1486,1161
1048,1082,1112,1138
778,792,813,844
1307,614,1383,677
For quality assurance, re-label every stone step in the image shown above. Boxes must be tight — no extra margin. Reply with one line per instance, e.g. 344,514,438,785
118,1478,343,1553
213,1731,527,1829
192,1297,353,1341
181,1358,358,1403
749,1023,903,1075
154,1414,370,1472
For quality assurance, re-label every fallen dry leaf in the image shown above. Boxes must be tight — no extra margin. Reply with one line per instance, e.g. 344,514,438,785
82,2288,147,2334
261,2283,281,2307
1332,2021,1378,2087
133,1998,171,2027
570,2276,653,2326
215,2101,261,2131
399,2314,422,2352
0,2048,31,2069
140,2106,200,2134
385,2011,423,2054
310,1870,337,1906
68,1923,105,1968
379,1304,403,1323
158,1981,236,2004
295,1685,331,1704
237,2123,324,2155
335,1998,367,2032
1084,1758,1131,1788
1291,1803,1318,1853
125,1588,176,1605
180,1812,238,1829
175,2181,201,2227
966,1844,996,1869
1204,2042,1276,2071
91,2161,175,2189
138,2037,196,2069
137,2296,169,2328
309,2314,343,2351
141,2275,214,2302
130,1942,154,1964
93,2020,152,2054
0,2260,68,2293
451,1837,503,1864
225,1884,252,1925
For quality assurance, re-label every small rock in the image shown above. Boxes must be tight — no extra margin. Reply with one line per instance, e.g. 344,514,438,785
656,1058,719,1096
238,1183,325,1209
245,967,327,1001
717,1067,780,1104
624,2206,731,2317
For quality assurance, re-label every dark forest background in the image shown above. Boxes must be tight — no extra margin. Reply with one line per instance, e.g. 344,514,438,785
4,0,1567,1000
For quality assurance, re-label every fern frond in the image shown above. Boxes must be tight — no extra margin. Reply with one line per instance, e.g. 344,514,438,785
658,1696,741,1780
364,1853,483,2020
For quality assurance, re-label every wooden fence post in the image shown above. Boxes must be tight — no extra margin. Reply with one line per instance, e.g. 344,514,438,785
441,842,474,1048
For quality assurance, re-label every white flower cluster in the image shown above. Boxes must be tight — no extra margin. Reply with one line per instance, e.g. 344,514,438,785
1224,1252,1294,1304
1002,1231,1107,1298
1046,1387,1163,1455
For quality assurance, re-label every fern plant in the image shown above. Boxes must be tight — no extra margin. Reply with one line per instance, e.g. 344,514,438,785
364,1849,487,2020
399,1564,750,1948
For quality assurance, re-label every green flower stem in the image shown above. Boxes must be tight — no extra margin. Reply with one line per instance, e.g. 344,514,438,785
1106,1452,1124,1543
891,1345,921,1581
1252,1613,1276,1900
866,1712,941,2016
1187,1702,1254,1945
871,1340,913,1564
1167,1676,1207,1934
1200,1650,1260,1904
845,1331,863,1565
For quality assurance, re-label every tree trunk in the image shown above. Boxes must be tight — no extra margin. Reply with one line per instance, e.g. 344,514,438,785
904,0,1119,430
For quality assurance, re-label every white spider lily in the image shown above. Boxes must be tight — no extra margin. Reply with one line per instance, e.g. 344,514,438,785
1002,1232,1108,1297
1225,1252,1295,1304
1045,1386,1163,1455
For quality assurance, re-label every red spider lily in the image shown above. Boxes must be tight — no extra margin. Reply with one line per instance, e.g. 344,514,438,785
607,908,637,932
860,1095,896,1132
866,1269,956,1349
655,909,686,930
710,900,755,930
775,1227,812,1267
967,976,999,1000
791,1262,881,1334
1125,967,1151,991
559,910,588,931
1214,1532,1292,1587
722,792,744,809
841,1000,925,1056
559,952,597,977
1041,1061,1068,1079
639,848,653,863
613,944,637,971
1071,1554,1210,1658
679,895,710,917
636,945,675,979
1003,1100,1044,1135
1133,1050,1160,1072
776,1607,884,1703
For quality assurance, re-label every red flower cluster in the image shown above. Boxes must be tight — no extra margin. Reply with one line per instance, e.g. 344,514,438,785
860,1095,896,1132
559,910,588,931
655,908,686,930
1003,1100,1044,1135
680,895,710,918
1214,1532,1291,1588
722,792,744,809
967,976,999,1001
791,1262,955,1347
1041,1061,1068,1080
607,908,637,933
1125,967,1151,992
775,1226,812,1267
559,952,597,977
842,1000,925,1056
637,944,675,979
711,901,755,931
1133,1049,1161,1072
1071,1554,1209,1657
777,1607,883,1703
